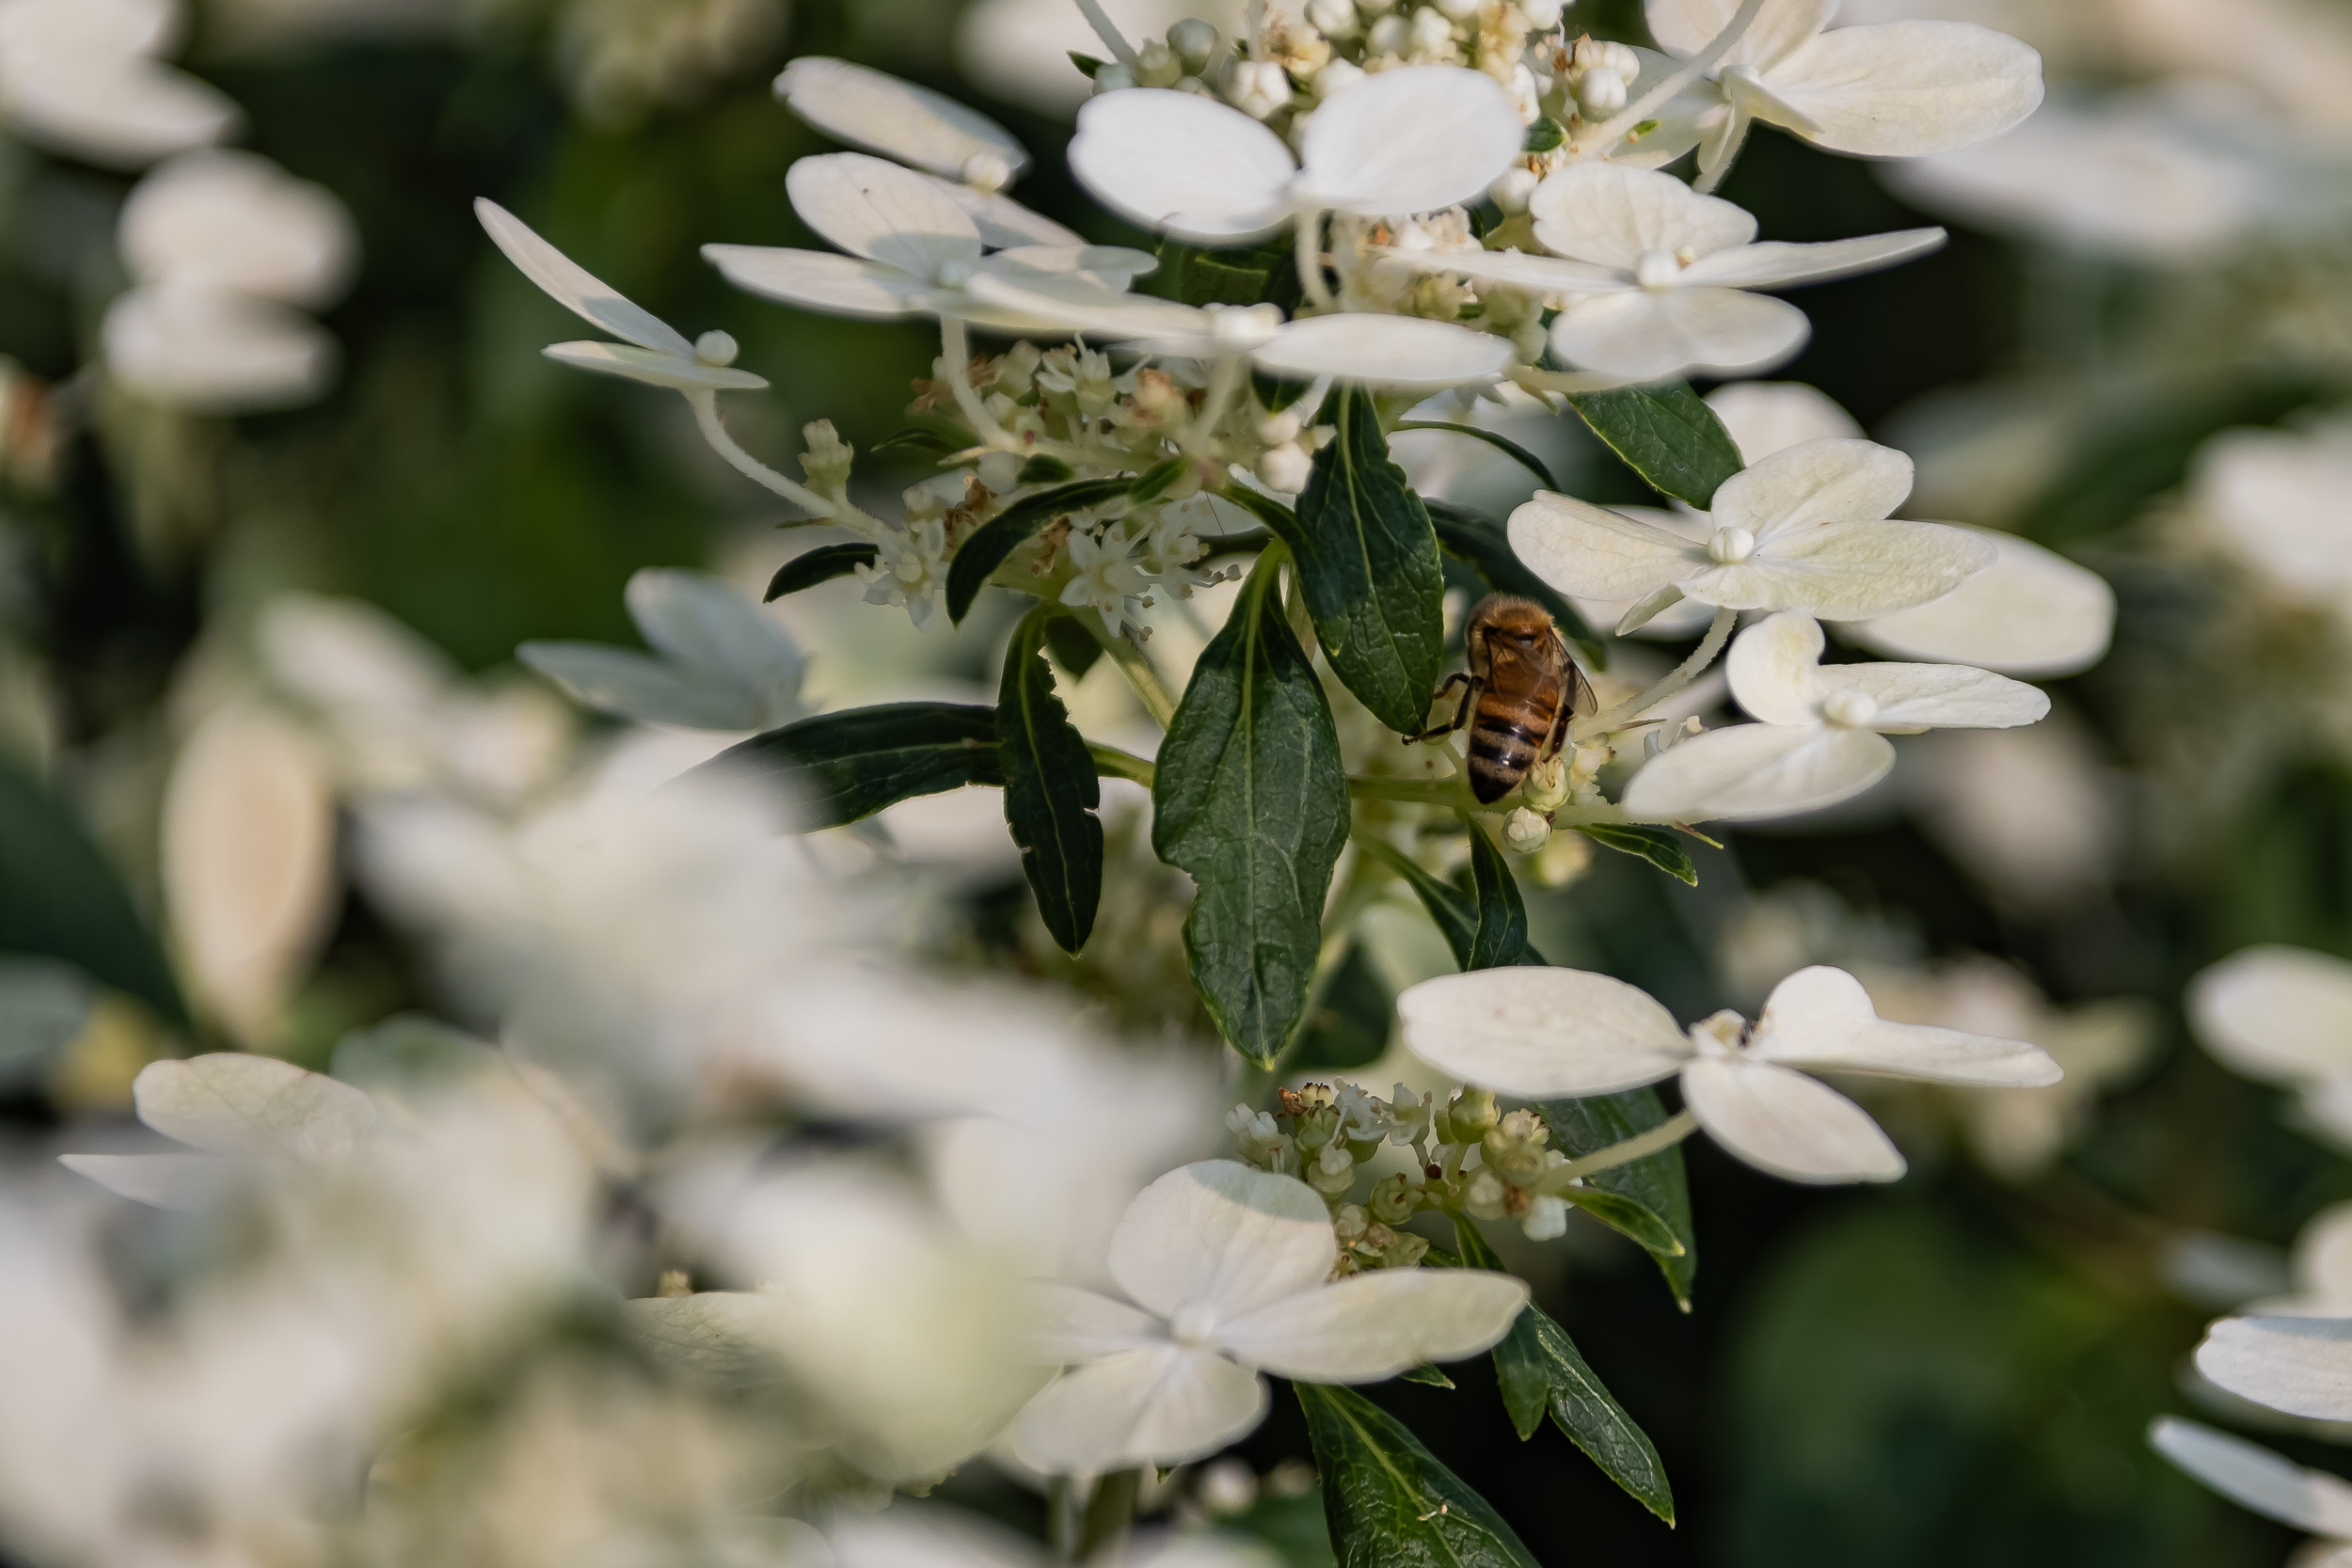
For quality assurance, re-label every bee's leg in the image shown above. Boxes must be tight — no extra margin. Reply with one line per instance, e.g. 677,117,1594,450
1403,673,1479,744
1540,693,1573,763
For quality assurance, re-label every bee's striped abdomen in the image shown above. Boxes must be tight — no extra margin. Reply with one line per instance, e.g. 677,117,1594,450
1466,708,1547,803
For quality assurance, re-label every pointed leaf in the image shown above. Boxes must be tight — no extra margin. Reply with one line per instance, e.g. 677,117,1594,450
999,610,1104,954
1542,1087,1697,1307
1565,382,1744,508
1424,501,1602,669
690,703,1003,829
1449,1221,1674,1523
1561,1185,1685,1256
1042,613,1104,680
1464,819,1530,973
0,763,185,1025
1292,941,1394,1071
1573,823,1699,885
1295,1381,1544,1568
767,543,879,600
947,478,1136,624
1152,557,1349,1067
1393,422,1559,493
1398,1364,1455,1388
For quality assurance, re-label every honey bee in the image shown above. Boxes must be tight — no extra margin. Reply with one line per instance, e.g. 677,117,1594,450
1405,594,1597,804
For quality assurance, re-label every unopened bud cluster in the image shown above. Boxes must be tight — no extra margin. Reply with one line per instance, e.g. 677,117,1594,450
1227,1078,1578,1262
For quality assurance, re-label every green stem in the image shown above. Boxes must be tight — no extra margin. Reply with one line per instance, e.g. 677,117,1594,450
1295,211,1334,310
1241,845,1390,1101
1077,1470,1141,1560
1574,0,1768,154
1572,606,1735,745
1089,621,1179,729
1537,1110,1700,1188
1087,741,1155,786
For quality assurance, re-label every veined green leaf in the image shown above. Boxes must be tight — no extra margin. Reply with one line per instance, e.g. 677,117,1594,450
0,763,185,1025
1575,822,1699,886
870,424,962,462
691,703,1004,830
1041,612,1104,680
1018,453,1075,484
1295,1382,1545,1568
765,543,877,601
1543,1087,1697,1308
1424,500,1602,669
1565,382,1742,509
946,478,1134,624
1163,234,1300,310
1393,421,1559,493
1129,455,1187,504
999,609,1104,954
1463,817,1530,972
1291,941,1393,1071
1562,1184,1686,1257
1152,554,1349,1067
1278,386,1448,733
1450,1221,1675,1524
1398,1363,1456,1389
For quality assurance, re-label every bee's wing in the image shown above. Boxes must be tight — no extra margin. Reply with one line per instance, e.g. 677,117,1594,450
1558,629,1599,720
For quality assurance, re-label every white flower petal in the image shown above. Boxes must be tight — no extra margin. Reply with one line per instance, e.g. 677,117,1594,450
1708,436,1912,540
2198,1316,2352,1423
1397,967,1692,1098
963,266,1211,341
1374,245,1629,295
5,55,239,168
989,244,1160,287
628,568,803,696
1301,65,1524,216
475,198,695,358
1842,530,2113,678
1529,162,1756,271
1509,493,1708,602
1622,721,1892,820
1724,610,1829,726
103,284,337,412
517,641,769,730
132,1053,377,1159
937,182,1084,248
1069,89,1297,244
1215,1269,1529,1381
2150,1417,2352,1538
703,245,934,320
1009,1345,1269,1472
1769,22,2044,158
787,153,984,280
777,56,1031,182
1549,287,1809,380
1253,315,1513,389
1753,965,2059,1085
1677,229,1945,290
1682,519,1995,618
1813,657,2049,730
1681,1057,1906,1182
1646,0,1836,74
56,1152,228,1211
1706,380,1861,462
1106,1161,1335,1321
542,341,770,390
2188,947,2352,1085
120,150,356,308
1028,1282,1164,1362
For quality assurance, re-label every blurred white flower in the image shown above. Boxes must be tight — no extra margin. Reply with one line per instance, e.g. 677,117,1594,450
2151,1417,2352,1561
1623,612,2048,822
1706,378,1862,457
61,1051,378,1209
1901,714,2117,911
521,567,805,733
1066,66,1522,244
159,701,338,1046
0,0,237,168
2110,0,2352,143
555,0,782,127
1400,963,2058,1182
1645,0,2043,178
102,285,341,413
2192,417,2352,615
776,55,1054,236
1510,438,1995,635
2189,945,2352,1150
2197,1312,2352,1423
957,0,1247,115
1009,1160,1527,1472
2247,1203,2352,1317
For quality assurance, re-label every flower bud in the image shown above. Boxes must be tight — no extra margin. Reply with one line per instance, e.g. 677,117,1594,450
1409,7,1453,51
1333,1203,1371,1244
1451,1085,1499,1136
1294,1103,1341,1150
1822,688,1880,728
1311,58,1364,98
1136,38,1183,87
1309,1138,1357,1194
1464,1169,1508,1218
1503,806,1550,854
799,420,853,494
1366,13,1408,52
1168,18,1219,71
1437,0,1479,15
693,328,739,366
1522,1193,1569,1241
1093,62,1137,93
1257,442,1313,493
1573,65,1626,116
1368,1172,1417,1224
1522,0,1565,25
975,450,1021,492
1255,407,1303,446
1198,1459,1259,1515
961,150,1012,193
1226,59,1293,119
1488,165,1539,214
1384,1232,1431,1268
1306,0,1358,36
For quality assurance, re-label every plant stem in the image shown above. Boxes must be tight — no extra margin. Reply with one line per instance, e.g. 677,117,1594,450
1572,606,1735,744
1575,0,1769,154
1295,212,1335,310
1074,0,1140,66
1185,355,1244,456
1546,1110,1699,1184
937,317,1015,450
684,389,840,517
1087,740,1156,786
1086,616,1179,729
1077,1470,1141,1560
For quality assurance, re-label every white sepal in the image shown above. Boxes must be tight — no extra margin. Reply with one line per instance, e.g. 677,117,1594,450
1068,89,1297,243
2151,1417,2352,1538
1621,721,1893,820
1213,1269,1528,1381
1105,1163,1335,1322
1397,966,1692,1098
1681,1057,1907,1183
1843,530,2114,678
476,198,697,359
2189,946,2352,1085
131,1053,377,1159
1296,65,1524,216
1751,966,2059,1085
777,56,1032,183
2198,1316,2352,1423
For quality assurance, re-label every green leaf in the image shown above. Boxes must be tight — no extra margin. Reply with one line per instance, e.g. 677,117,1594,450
946,478,1133,624
1068,50,1106,74
691,703,1003,830
1562,1185,1686,1257
764,543,877,601
1275,386,1448,733
1253,370,1318,414
1291,941,1393,1071
1523,117,1565,152
1129,455,1186,504
0,762,185,1025
1574,822,1698,886
1372,843,1486,967
1463,818,1530,972
1295,1382,1545,1568
1565,382,1743,508
1399,1364,1455,1388
1424,500,1602,669
1163,235,1300,310
1450,1221,1675,1523
999,609,1104,954
1152,555,1349,1067
1542,1087,1697,1308
1041,612,1104,681
1392,421,1559,493
1018,453,1075,484
870,424,961,461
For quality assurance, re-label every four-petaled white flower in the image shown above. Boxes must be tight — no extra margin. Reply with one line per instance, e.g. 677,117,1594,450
1381,164,1942,380
1399,964,2059,1183
1067,65,1524,244
1009,1160,1528,1473
476,198,768,394
857,513,952,630
1509,436,1994,634
2151,1417,2352,1566
1622,611,2048,821
1060,522,1154,640
2187,944,2352,1151
1645,0,2044,180
705,152,1154,328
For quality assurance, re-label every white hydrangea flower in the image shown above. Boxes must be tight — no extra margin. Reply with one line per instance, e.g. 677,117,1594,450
0,0,238,168
2191,417,2352,615
101,285,341,413
1509,436,1994,634
1061,521,1155,639
520,568,805,732
61,1053,379,1210
1398,964,2058,1184
1066,64,1523,243
2188,945,2352,1151
1622,612,2048,821
2197,1314,2352,1424
705,152,1153,327
2151,1417,2352,1563
1645,0,2044,178
1009,1160,1528,1473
